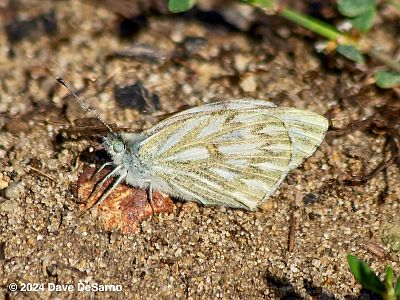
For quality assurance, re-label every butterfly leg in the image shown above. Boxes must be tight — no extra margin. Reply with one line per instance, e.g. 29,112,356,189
83,165,122,210
93,171,127,207
92,162,114,178
144,179,154,215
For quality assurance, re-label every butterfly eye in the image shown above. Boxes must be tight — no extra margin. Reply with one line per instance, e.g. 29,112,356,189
113,141,125,153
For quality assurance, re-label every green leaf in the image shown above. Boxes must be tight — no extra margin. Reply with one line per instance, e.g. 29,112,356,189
347,255,387,295
337,45,365,64
241,0,274,8
351,7,376,33
375,71,400,88
168,0,196,13
337,0,376,17
384,267,394,289
395,276,400,296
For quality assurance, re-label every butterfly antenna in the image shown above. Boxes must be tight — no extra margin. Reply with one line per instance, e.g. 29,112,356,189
56,77,114,133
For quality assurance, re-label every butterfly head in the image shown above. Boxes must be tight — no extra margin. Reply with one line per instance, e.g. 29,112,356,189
104,133,125,154
108,136,125,154
103,133,147,168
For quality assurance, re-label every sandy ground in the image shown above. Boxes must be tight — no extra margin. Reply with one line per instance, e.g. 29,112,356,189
0,0,399,299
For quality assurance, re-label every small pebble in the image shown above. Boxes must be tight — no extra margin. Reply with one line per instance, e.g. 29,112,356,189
312,259,321,268
0,174,10,190
240,74,257,92
303,193,318,205
383,225,400,252
0,199,20,214
290,265,299,273
4,181,25,199
234,54,251,73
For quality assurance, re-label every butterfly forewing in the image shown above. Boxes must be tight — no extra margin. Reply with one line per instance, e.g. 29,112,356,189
137,99,328,210
143,99,278,136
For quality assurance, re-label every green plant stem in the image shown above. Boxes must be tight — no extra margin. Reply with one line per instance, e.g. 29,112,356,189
383,290,397,300
279,7,345,42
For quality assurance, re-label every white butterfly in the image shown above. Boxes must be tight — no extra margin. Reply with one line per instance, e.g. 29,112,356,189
93,98,329,211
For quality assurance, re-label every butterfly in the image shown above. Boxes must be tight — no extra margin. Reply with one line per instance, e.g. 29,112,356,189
91,98,329,211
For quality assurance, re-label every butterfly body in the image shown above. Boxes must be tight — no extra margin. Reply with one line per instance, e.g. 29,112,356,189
101,99,329,211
